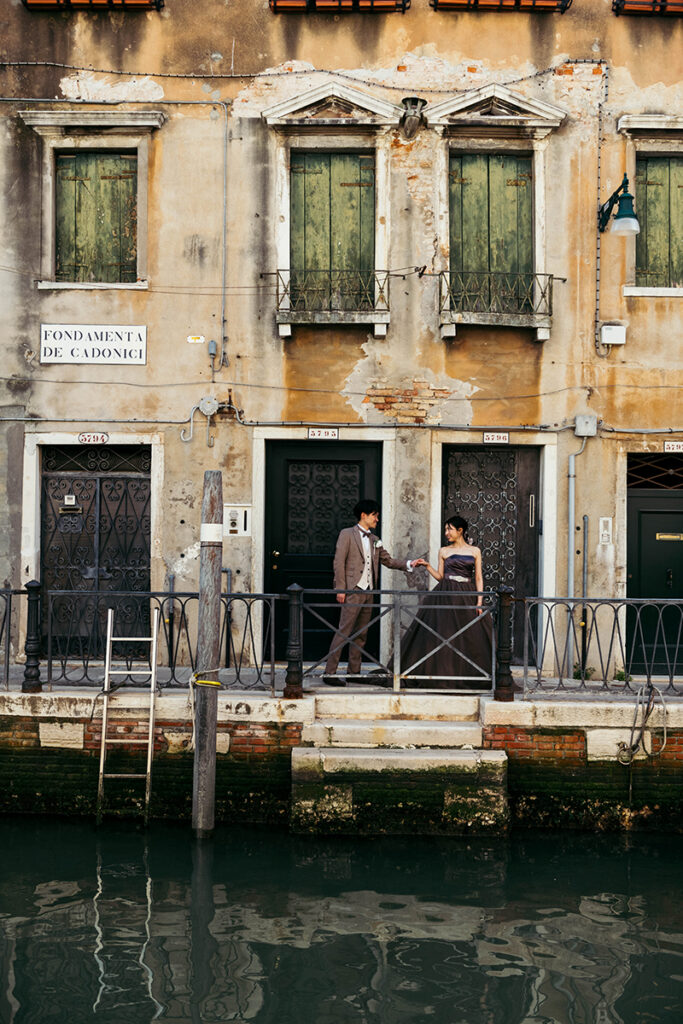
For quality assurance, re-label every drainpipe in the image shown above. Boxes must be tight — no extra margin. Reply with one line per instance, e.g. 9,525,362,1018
565,411,598,667
567,436,587,602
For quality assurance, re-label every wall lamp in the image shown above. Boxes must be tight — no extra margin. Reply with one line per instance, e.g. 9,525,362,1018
598,173,640,235
400,97,427,139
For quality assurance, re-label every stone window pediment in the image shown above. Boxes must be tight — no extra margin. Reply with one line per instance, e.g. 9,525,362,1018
429,84,566,140
262,83,402,132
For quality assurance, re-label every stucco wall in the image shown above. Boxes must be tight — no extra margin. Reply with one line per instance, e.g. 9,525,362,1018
0,0,681,602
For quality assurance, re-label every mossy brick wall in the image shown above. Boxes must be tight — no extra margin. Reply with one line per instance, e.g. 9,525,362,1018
0,715,302,823
482,725,683,832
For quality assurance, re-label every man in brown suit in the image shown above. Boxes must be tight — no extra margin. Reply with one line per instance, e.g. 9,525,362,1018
324,499,425,685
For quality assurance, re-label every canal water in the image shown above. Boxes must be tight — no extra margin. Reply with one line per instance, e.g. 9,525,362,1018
0,819,681,1023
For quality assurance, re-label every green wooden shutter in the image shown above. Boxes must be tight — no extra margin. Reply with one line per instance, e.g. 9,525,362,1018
449,153,533,312
636,156,683,288
55,151,137,283
290,151,375,310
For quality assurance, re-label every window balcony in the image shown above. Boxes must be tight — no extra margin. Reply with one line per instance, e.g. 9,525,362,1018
274,269,390,335
612,0,683,13
22,0,163,9
430,0,571,11
270,0,409,12
439,271,554,339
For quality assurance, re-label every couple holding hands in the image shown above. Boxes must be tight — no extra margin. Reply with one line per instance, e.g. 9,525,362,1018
323,499,492,687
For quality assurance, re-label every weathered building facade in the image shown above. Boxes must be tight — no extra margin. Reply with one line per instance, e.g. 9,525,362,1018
1,0,682,668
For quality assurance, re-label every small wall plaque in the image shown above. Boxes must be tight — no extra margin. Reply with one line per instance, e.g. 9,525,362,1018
483,431,509,445
308,428,339,440
664,441,683,453
78,432,109,445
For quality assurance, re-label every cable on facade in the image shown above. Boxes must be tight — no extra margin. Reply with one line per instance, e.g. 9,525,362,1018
0,58,607,96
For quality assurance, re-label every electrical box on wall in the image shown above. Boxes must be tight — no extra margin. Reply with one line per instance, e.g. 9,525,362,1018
601,324,626,346
223,505,251,537
575,414,598,437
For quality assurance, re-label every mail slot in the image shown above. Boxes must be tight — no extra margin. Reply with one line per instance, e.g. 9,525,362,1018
656,533,683,541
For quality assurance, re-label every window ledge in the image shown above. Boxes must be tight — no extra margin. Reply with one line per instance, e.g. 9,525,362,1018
277,310,389,337
440,311,551,342
623,286,683,298
37,281,149,291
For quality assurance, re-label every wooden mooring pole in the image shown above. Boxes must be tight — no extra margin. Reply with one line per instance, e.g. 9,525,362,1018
192,470,223,838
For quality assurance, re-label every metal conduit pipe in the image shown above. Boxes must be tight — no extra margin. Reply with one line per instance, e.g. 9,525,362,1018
567,436,587,601
566,436,587,670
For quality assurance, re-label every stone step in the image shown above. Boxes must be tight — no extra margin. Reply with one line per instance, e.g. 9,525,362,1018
302,718,482,749
293,746,505,774
312,693,481,722
291,747,508,835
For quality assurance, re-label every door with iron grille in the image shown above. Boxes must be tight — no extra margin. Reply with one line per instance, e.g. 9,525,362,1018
40,445,151,657
442,445,540,663
627,453,683,674
265,441,382,661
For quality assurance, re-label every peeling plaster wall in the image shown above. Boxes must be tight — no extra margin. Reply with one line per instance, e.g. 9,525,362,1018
1,1,681,601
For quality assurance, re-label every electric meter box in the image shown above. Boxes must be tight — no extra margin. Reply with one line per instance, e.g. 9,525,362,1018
600,324,626,346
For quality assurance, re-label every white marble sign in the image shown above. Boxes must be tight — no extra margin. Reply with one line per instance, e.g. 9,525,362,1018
40,324,147,365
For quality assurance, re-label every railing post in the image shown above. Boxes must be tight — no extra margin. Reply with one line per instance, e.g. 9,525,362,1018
494,586,515,702
22,580,42,694
283,584,303,699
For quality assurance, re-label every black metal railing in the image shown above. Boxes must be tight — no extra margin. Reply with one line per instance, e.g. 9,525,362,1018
44,590,278,692
524,597,683,695
439,271,553,317
4,582,682,700
0,588,18,690
299,588,499,691
276,269,390,314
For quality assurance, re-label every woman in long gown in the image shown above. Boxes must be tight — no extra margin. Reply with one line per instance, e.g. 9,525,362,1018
399,516,493,689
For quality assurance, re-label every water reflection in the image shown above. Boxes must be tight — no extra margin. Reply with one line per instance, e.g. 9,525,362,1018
0,821,681,1023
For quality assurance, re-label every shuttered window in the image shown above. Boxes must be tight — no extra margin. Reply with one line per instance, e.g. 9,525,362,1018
55,151,138,283
635,155,683,288
448,152,533,313
449,152,532,279
290,151,375,310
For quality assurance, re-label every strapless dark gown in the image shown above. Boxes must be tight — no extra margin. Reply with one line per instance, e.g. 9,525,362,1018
399,554,493,689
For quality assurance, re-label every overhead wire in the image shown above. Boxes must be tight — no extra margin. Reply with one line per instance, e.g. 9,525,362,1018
0,58,606,95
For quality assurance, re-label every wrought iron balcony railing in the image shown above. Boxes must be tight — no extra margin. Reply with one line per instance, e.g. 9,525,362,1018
431,0,572,10
276,269,390,316
23,0,163,9
439,271,553,334
613,1,683,14
270,1,409,11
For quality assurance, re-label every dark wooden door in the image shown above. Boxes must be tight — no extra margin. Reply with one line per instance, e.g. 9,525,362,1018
442,445,540,663
265,440,382,660
40,445,151,656
627,492,683,674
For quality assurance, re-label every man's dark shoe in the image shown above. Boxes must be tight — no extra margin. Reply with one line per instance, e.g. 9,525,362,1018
323,675,346,687
346,673,390,687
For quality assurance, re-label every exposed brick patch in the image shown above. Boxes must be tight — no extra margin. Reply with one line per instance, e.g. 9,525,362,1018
364,379,454,424
482,725,586,763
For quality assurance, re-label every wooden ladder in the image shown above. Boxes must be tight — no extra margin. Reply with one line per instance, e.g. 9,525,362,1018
97,607,160,824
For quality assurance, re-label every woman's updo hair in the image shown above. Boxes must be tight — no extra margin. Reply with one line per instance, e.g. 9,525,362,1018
445,515,468,534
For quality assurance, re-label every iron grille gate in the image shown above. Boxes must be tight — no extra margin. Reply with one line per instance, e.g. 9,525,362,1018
442,445,540,663
40,445,151,658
